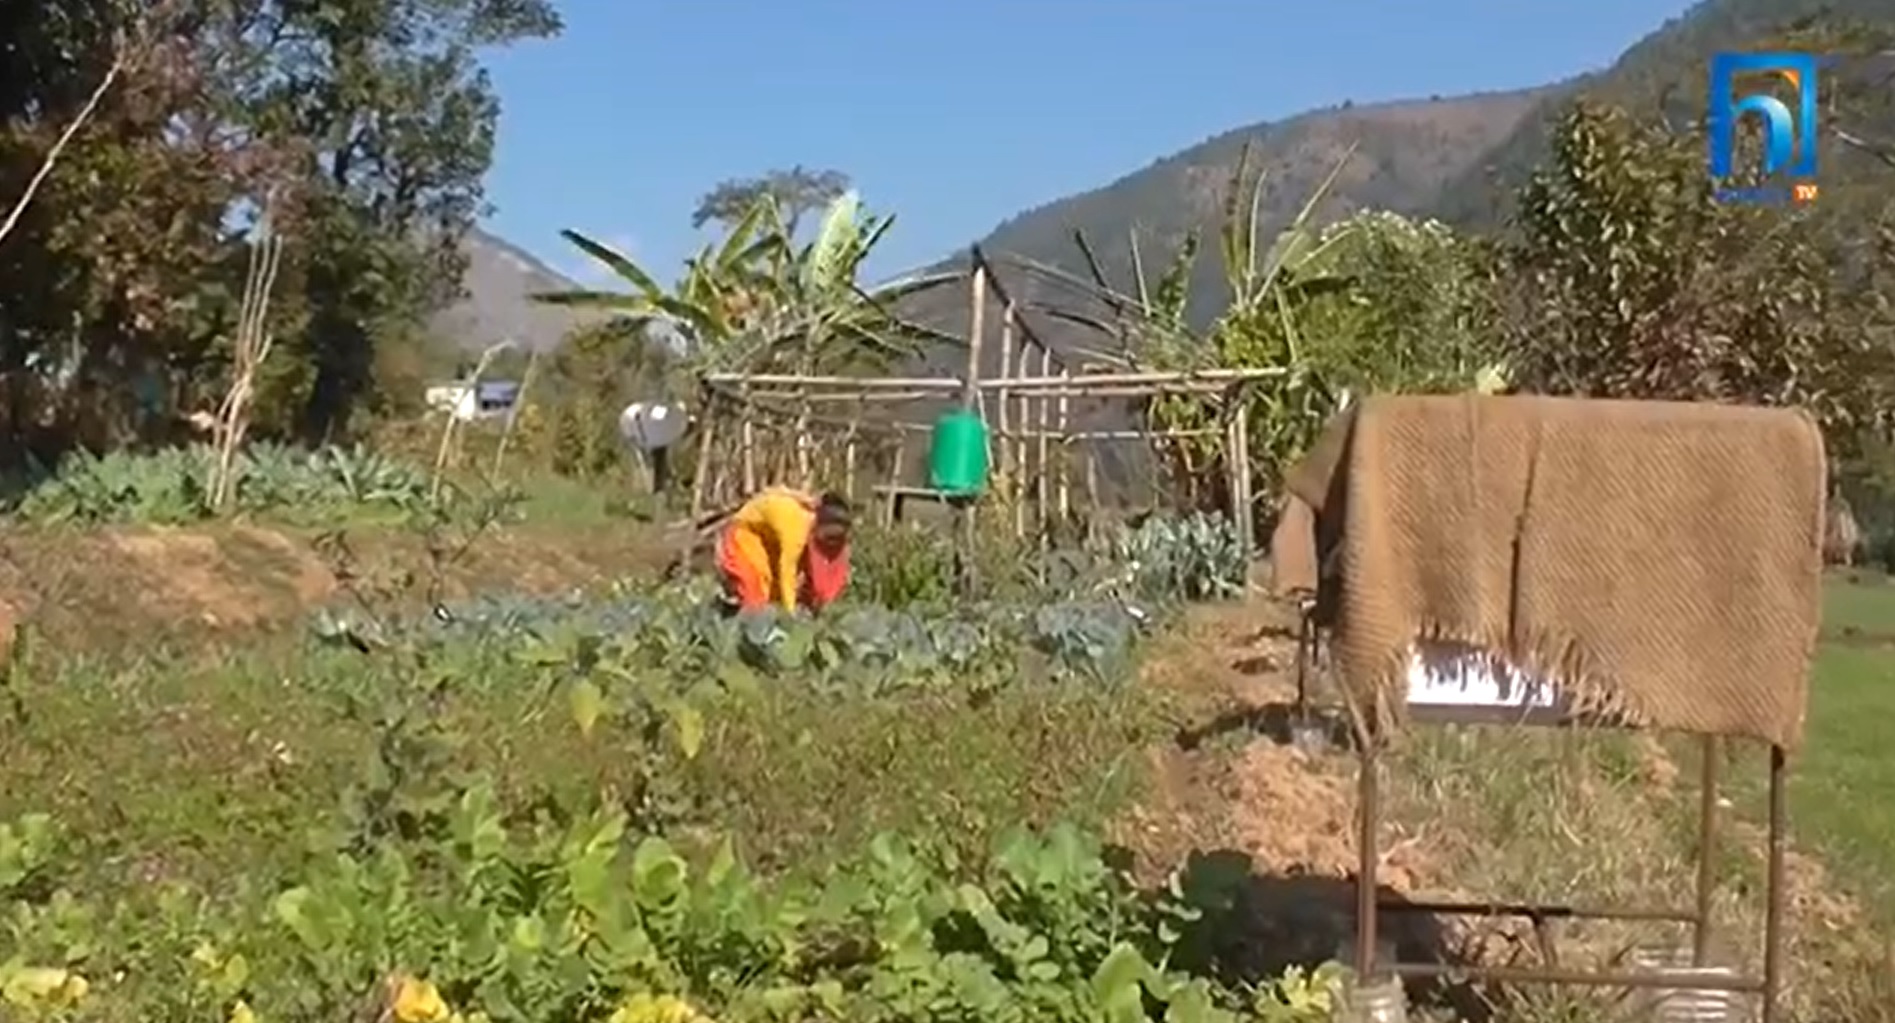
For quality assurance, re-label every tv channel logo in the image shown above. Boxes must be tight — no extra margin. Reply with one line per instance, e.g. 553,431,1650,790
1708,52,1819,204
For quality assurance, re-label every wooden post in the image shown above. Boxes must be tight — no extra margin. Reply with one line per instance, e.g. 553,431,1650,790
1055,370,1072,529
1034,347,1052,548
687,391,719,520
996,302,1015,517
1223,396,1248,561
1231,388,1255,563
795,390,813,484
963,265,986,411
957,263,987,594
843,412,860,500
1013,340,1032,539
739,388,757,494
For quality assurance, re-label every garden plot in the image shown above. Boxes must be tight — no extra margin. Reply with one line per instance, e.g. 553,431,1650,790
3,513,1365,1023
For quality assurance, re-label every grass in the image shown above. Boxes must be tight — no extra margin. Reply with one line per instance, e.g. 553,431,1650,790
1781,577,1895,921
1819,568,1895,635
1365,574,1895,1020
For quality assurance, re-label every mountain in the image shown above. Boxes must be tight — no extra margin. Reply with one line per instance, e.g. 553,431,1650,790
892,86,1558,378
430,227,604,353
452,0,1892,365
903,0,1893,360
1431,0,1894,227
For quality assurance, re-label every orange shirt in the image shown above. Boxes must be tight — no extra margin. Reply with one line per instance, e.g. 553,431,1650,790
724,487,816,612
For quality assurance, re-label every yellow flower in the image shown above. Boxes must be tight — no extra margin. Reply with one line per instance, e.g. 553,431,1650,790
391,975,450,1023
230,999,258,1023
607,992,708,1023
1,965,89,1007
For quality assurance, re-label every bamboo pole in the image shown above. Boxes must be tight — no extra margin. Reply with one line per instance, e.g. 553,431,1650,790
996,302,1014,502
699,366,1284,391
739,389,757,493
1232,391,1254,563
704,373,963,389
957,263,987,594
795,387,812,483
1055,370,1071,526
963,266,986,410
1012,342,1032,538
209,209,284,511
843,404,862,500
687,392,719,520
1033,346,1051,547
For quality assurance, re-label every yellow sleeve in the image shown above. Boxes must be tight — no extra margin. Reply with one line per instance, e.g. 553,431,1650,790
745,492,813,611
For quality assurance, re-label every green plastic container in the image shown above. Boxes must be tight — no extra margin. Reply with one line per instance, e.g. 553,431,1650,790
928,409,990,495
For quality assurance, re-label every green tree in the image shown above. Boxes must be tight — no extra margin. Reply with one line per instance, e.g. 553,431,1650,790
0,1,258,458
1295,209,1505,395
691,166,850,236
1501,101,1894,452
0,0,559,463
220,0,562,441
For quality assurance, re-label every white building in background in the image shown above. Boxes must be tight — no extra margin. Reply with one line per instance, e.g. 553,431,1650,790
424,380,520,421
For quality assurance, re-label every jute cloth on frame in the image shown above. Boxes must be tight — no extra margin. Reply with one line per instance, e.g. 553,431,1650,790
1278,395,1826,751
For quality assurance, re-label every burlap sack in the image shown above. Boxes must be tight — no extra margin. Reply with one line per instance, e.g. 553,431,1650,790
1283,395,1826,750
1269,495,1319,597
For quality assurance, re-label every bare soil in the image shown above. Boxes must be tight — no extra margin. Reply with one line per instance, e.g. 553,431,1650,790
0,521,674,650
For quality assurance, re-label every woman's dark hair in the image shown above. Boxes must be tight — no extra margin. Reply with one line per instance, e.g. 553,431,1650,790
815,491,852,528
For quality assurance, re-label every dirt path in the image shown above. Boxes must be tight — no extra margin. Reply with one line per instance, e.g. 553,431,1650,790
1110,598,1451,979
1118,596,1889,1018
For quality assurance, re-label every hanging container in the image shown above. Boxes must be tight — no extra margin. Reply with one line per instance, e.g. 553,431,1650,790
928,408,990,496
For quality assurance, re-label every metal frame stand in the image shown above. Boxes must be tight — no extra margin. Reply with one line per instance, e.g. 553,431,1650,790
1351,713,1788,1021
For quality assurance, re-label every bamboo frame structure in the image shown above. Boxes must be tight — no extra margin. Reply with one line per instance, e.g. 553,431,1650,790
685,249,1276,565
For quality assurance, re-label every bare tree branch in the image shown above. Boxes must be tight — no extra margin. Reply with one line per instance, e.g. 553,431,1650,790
0,55,125,250
1836,128,1895,171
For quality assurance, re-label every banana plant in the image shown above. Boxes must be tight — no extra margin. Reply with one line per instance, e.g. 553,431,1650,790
533,191,960,380
709,190,963,376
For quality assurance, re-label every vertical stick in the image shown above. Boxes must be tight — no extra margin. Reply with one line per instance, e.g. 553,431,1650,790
963,265,987,411
1033,347,1051,546
1225,412,1243,545
1055,370,1072,528
739,389,757,493
996,302,1015,500
1232,391,1254,563
795,389,812,483
490,348,539,480
957,263,987,594
688,393,719,520
1692,734,1720,966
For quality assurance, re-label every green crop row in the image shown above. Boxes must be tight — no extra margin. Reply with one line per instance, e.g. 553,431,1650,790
9,443,437,524
0,804,1343,1023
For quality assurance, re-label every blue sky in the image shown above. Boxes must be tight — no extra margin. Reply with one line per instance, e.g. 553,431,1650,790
481,0,1704,287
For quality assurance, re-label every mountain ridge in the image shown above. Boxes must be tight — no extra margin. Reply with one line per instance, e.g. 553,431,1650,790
454,0,1892,361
